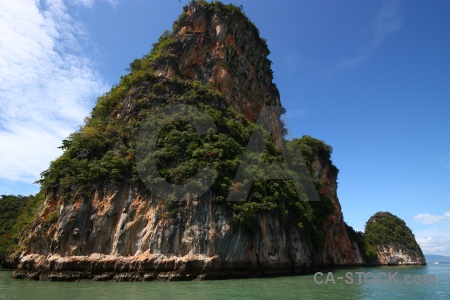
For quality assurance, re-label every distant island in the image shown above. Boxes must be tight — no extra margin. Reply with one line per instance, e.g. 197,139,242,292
363,212,425,266
1,1,426,281
425,254,450,263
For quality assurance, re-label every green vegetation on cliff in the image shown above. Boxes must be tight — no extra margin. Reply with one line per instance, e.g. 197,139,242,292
36,71,335,244
0,195,27,258
33,25,336,251
0,193,45,264
2,1,341,259
364,211,424,264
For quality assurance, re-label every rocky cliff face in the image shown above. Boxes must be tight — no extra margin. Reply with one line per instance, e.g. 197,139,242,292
14,146,363,281
376,245,426,265
310,151,364,266
13,1,364,281
364,212,426,266
155,2,284,145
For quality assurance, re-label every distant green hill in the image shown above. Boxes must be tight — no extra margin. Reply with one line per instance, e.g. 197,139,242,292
364,211,425,265
425,254,450,263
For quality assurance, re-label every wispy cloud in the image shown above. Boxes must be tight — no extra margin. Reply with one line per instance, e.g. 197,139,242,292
68,0,96,8
414,213,445,225
0,0,111,186
105,0,121,9
67,0,121,9
413,210,450,225
416,236,450,255
372,0,404,48
331,0,404,73
413,210,450,255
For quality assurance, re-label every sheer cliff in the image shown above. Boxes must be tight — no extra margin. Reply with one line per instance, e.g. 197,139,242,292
12,1,364,281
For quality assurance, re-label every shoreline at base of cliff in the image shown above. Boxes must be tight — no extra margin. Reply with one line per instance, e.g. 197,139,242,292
9,253,424,282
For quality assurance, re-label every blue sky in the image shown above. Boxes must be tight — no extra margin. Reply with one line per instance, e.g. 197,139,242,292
0,0,449,255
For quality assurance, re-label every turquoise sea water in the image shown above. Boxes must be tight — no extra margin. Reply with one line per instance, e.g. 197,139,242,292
1,264,449,300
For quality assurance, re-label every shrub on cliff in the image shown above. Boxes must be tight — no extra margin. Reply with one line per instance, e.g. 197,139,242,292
30,1,338,255
364,211,424,264
0,193,45,263
36,72,333,244
0,195,28,258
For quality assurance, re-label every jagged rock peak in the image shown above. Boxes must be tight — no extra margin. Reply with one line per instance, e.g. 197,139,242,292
154,1,284,131
10,2,365,281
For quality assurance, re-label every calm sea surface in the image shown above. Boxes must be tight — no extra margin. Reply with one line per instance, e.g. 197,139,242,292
1,264,449,299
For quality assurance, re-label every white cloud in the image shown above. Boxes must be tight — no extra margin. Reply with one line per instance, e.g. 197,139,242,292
105,0,121,9
413,213,445,225
67,0,121,9
0,0,109,185
414,211,450,255
416,236,450,256
68,0,95,8
413,210,450,225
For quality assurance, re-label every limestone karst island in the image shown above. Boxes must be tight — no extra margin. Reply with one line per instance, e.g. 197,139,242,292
0,1,425,281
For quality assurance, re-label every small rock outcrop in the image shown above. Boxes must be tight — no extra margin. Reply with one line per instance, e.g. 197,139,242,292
364,212,426,266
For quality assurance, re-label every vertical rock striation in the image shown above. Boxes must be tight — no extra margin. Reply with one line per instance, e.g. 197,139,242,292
155,2,284,145
12,1,365,281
